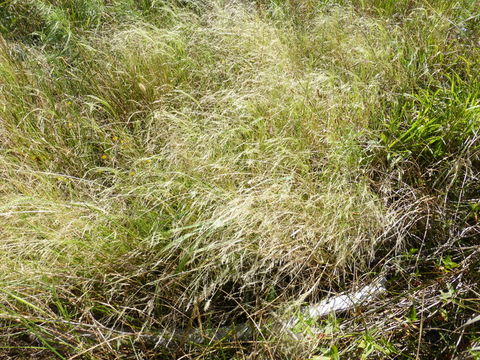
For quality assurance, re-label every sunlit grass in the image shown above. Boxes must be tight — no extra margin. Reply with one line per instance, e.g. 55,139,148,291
0,0,478,358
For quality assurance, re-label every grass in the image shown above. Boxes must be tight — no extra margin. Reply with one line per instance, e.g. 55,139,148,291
0,0,479,358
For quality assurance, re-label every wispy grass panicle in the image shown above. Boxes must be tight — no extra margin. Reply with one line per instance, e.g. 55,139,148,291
0,0,478,358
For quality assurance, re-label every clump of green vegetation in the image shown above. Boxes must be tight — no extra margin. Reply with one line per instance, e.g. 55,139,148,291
0,0,478,358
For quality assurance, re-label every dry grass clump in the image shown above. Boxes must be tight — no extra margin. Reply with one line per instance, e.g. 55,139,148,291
0,0,478,358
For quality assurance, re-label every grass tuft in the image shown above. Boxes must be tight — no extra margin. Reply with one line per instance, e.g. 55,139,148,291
0,0,478,358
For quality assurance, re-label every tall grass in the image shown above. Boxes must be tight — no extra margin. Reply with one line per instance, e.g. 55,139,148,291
0,0,478,358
